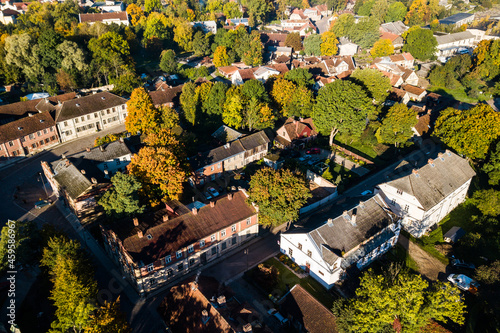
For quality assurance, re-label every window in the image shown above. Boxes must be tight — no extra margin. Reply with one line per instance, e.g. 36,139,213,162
298,243,302,251
232,237,236,245
211,246,217,255
50,127,53,132
66,130,72,135
75,118,79,123
146,234,152,240
200,240,205,247
188,245,194,253
51,136,56,141
39,140,44,146
318,270,324,276
147,264,154,272
211,166,214,171
165,255,171,264
221,230,226,237
101,110,105,115
211,234,216,242
391,199,396,206
404,205,409,212
177,263,183,271
45,138,50,144
103,119,107,124
12,151,18,156
94,113,98,118
103,163,108,169
189,258,195,266
20,137,25,143
63,121,68,127
246,218,251,225
222,242,227,250
81,116,85,122
122,105,125,109
231,225,236,232
176,251,182,259
166,269,173,277
87,115,91,120
29,134,35,140
307,250,312,258
397,189,403,195
112,107,115,112
32,143,36,149
43,129,48,134
289,248,293,257
107,109,110,114
37,131,41,137
8,141,13,147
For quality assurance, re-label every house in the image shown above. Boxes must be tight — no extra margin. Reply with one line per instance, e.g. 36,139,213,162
337,38,359,56
78,12,129,25
380,31,404,49
375,150,476,238
149,85,183,108
321,56,356,76
260,32,288,49
188,130,271,186
0,8,18,24
0,92,77,125
217,66,239,79
401,84,427,101
273,46,293,57
231,68,257,85
281,19,317,36
314,4,332,17
101,189,259,294
275,117,318,148
389,87,410,104
280,285,338,333
0,112,59,160
192,20,217,34
41,139,133,216
211,125,243,143
280,194,401,289
439,13,475,27
55,92,128,142
91,1,126,12
388,53,414,69
412,113,431,138
467,28,499,43
379,21,408,35
290,8,308,20
435,31,475,57
226,18,249,26
253,66,281,82
0,1,29,14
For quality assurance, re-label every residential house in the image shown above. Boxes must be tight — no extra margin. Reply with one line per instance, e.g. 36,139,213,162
101,190,259,294
373,53,415,69
253,66,281,82
337,38,359,56
0,92,76,125
401,84,427,101
280,194,401,289
375,150,475,237
0,8,18,24
148,85,183,108
280,285,338,333
192,20,217,34
412,113,431,138
0,1,29,14
435,31,475,57
379,21,408,35
211,125,243,143
290,8,308,20
0,112,59,160
268,63,290,74
226,18,249,26
380,31,404,49
321,56,356,76
55,92,128,142
260,32,288,49
275,117,318,148
188,130,271,186
79,12,129,25
91,1,126,12
388,87,410,104
41,139,133,216
314,4,332,17
231,68,257,85
281,19,317,36
439,13,475,27
217,66,239,79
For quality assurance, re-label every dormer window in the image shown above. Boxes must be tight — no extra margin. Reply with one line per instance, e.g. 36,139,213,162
146,234,152,240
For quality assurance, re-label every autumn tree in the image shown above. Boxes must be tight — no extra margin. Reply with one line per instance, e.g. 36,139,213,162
376,103,417,147
180,81,199,126
241,31,263,66
213,45,230,68
174,20,194,52
86,297,131,333
222,86,245,129
145,0,162,12
434,104,500,159
331,13,355,38
125,88,161,134
320,31,338,56
335,269,466,333
402,26,437,61
248,168,311,227
350,68,392,104
127,4,145,26
385,2,407,23
285,32,303,51
370,38,394,57
483,142,500,186
313,80,374,145
404,0,429,26
160,49,177,73
303,34,322,56
99,172,145,218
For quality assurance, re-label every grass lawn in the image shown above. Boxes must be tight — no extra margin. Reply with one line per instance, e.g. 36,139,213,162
402,229,450,265
427,86,491,104
439,199,479,234
389,244,420,272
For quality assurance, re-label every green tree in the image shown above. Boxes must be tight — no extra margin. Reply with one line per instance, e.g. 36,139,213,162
331,13,355,38
402,26,437,61
376,103,417,146
58,40,87,72
241,79,268,102
284,68,314,87
472,189,500,216
313,80,374,145
180,81,199,126
434,104,500,159
145,0,162,12
111,72,141,95
370,38,394,57
159,49,177,73
5,33,44,82
370,0,389,23
213,45,230,67
348,17,380,49
385,2,408,23
223,1,242,19
285,32,303,51
483,142,500,186
248,168,311,227
192,31,211,56
143,12,171,45
241,31,263,66
0,220,39,273
320,31,338,56
350,68,392,104
203,82,228,115
222,86,245,128
338,269,466,333
404,0,429,26
125,87,161,134
303,34,322,56
244,0,272,25
38,29,63,70
99,172,145,218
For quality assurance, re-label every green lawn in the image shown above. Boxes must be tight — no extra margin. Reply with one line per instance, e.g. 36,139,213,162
427,86,491,104
402,229,450,265
439,199,479,235
389,244,419,272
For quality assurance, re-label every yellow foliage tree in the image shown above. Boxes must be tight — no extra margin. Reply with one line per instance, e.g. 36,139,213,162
370,38,394,57
320,31,338,56
125,87,161,135
213,46,230,67
126,4,144,26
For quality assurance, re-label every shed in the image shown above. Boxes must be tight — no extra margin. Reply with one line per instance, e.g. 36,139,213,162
444,226,465,243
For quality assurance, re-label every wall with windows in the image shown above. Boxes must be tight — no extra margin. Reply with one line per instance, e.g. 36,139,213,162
0,125,59,159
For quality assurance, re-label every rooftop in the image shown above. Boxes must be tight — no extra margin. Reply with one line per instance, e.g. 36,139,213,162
79,11,128,23
0,92,76,117
0,112,56,144
439,13,474,25
55,92,127,122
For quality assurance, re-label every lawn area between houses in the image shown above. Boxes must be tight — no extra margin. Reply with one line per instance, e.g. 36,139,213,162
389,244,420,272
402,229,449,265
244,257,338,309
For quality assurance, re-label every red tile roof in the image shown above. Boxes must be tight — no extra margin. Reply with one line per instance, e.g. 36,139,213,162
79,12,128,23
0,112,56,144
149,85,183,107
0,92,76,117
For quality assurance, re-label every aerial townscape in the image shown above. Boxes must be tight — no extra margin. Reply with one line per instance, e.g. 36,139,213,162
1,0,500,331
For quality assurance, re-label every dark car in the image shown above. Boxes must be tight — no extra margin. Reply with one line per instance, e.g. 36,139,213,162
306,148,321,154
451,258,475,270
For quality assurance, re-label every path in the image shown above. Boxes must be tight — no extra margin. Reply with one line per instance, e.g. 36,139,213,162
398,235,446,281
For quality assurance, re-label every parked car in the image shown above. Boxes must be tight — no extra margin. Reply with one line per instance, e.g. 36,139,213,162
447,274,480,293
267,309,289,325
35,200,50,209
451,257,475,270
204,192,212,200
298,154,311,162
306,148,321,154
207,187,219,197
360,190,372,196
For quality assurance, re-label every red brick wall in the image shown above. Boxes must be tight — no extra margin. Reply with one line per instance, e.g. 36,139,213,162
0,126,59,159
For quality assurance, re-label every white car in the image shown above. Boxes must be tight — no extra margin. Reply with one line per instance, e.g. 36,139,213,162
447,274,479,293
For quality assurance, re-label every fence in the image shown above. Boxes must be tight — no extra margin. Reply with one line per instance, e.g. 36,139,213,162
299,170,338,214
331,143,374,165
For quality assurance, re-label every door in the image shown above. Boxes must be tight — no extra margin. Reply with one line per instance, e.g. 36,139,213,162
200,252,207,265
96,122,101,131
305,262,310,274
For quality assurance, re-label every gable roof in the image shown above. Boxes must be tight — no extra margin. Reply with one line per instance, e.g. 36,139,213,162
55,92,127,122
235,68,257,81
435,31,474,45
0,112,56,144
52,160,95,200
278,117,318,143
383,150,476,210
281,285,337,333
439,13,474,25
380,21,408,35
109,190,257,264
79,11,128,23
0,92,76,117
402,84,426,96
211,125,243,143
149,85,183,107
380,31,400,42
218,66,239,77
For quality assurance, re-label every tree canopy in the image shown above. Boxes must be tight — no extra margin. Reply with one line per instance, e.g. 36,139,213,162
350,68,392,104
402,26,437,61
99,172,145,218
370,38,394,57
376,103,417,147
125,87,161,134
483,142,500,186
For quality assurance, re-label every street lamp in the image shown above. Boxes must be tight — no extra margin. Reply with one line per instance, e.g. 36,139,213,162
38,172,49,199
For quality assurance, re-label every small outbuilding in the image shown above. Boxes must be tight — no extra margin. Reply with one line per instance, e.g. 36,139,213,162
444,226,466,243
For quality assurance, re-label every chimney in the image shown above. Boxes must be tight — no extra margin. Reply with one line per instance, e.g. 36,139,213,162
28,113,33,117
133,217,139,226
91,177,97,184
137,230,143,238
65,160,70,166
163,215,169,222
61,153,66,159
202,310,209,324
351,212,357,226
99,145,104,152
428,158,435,166
217,295,226,306
210,201,215,208
81,169,86,174
228,193,233,201
86,147,91,152
243,323,252,332
119,137,124,143
445,149,452,156
412,169,419,177
104,169,109,175
192,207,198,215
438,152,444,160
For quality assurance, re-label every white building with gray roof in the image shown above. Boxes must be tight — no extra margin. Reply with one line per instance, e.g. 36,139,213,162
435,31,475,57
280,194,401,289
375,150,475,238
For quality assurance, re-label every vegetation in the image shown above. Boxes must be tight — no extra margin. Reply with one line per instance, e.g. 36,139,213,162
0,220,40,273
376,103,418,147
99,172,145,218
402,26,437,61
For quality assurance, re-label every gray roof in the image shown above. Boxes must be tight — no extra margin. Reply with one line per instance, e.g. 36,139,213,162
52,160,94,200
439,13,474,25
380,21,408,35
211,125,243,143
435,31,475,45
55,92,127,122
383,150,475,211
299,194,397,265
65,139,132,163
443,226,465,242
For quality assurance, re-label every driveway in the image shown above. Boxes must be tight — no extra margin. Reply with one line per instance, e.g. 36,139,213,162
398,235,446,281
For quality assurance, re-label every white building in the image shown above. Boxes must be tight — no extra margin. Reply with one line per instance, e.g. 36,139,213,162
280,194,401,289
91,1,126,12
375,150,475,238
55,92,128,142
192,21,217,34
79,12,129,25
435,31,475,57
